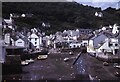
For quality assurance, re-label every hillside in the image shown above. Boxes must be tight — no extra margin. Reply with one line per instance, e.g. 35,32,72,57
2,2,120,34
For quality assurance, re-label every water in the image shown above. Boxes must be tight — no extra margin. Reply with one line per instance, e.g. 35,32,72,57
75,53,90,80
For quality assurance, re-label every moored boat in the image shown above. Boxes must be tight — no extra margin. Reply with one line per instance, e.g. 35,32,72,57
29,48,48,59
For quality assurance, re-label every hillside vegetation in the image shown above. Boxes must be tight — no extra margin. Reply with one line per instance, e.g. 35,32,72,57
2,2,120,34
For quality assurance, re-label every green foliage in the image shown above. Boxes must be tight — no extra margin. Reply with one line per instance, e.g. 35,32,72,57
2,2,120,34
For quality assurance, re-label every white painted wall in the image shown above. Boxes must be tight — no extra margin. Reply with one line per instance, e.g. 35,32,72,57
28,33,42,48
11,38,15,46
69,43,81,48
81,40,88,46
4,33,10,45
97,38,119,55
112,24,119,34
87,40,95,53
97,40,111,53
15,39,25,47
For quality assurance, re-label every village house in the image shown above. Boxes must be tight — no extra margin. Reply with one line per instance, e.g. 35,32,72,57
62,30,79,43
100,26,112,32
42,22,50,28
97,37,119,55
79,29,93,35
4,31,30,49
69,42,81,48
77,33,93,47
45,36,52,48
87,33,108,53
95,11,103,17
3,14,15,30
15,38,25,47
87,24,120,57
112,24,120,34
28,32,43,49
63,29,79,37
99,24,120,34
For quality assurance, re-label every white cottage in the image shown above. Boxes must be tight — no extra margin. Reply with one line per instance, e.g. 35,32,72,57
28,33,42,49
87,33,107,53
97,38,119,55
112,24,119,34
15,38,25,47
4,33,10,45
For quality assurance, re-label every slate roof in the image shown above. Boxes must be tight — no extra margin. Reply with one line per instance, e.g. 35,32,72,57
11,35,19,41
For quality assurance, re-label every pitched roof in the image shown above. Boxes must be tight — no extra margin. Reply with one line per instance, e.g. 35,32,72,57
103,31,119,38
28,33,39,38
11,36,18,41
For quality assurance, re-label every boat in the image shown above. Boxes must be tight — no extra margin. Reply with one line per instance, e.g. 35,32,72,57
29,48,48,59
96,52,120,63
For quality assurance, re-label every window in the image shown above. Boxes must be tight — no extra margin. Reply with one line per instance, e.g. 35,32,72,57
115,44,118,46
102,49,105,52
115,49,118,54
77,46,79,48
35,38,37,41
84,43,87,46
35,42,37,44
35,46,37,48
18,42,22,43
109,43,112,46
76,42,78,43
73,45,76,48
29,38,31,41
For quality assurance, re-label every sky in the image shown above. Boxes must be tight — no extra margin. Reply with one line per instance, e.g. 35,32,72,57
74,0,120,10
